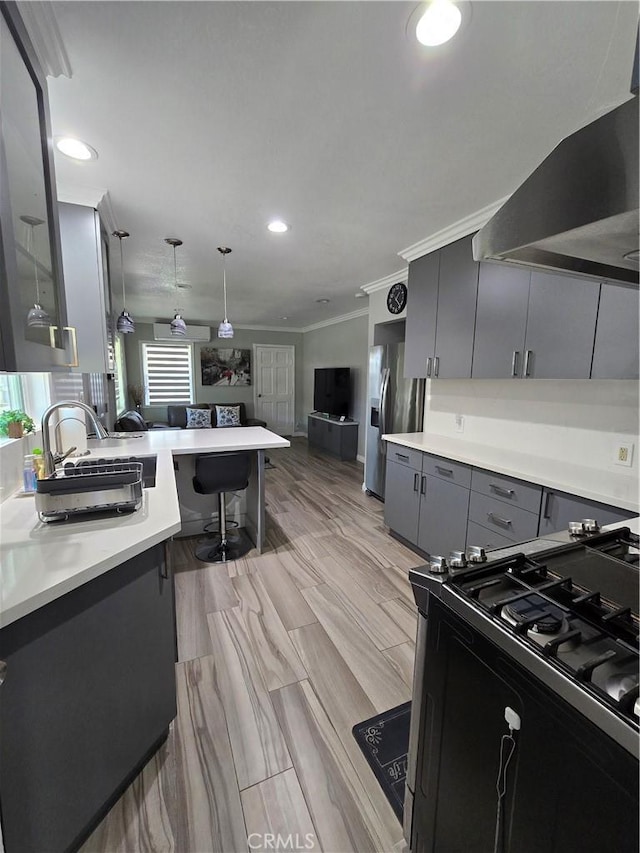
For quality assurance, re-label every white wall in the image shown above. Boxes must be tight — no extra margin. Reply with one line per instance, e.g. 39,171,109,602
302,314,369,457
424,379,639,474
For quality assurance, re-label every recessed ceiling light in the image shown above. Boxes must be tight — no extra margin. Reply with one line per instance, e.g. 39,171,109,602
280,316,288,320
316,298,330,304
268,220,289,233
55,137,98,161
414,0,462,47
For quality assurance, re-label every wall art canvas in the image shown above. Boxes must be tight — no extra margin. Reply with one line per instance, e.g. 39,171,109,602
200,347,251,386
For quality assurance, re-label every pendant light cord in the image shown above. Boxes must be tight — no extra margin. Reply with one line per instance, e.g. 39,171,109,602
222,257,228,321
119,236,126,307
27,223,41,303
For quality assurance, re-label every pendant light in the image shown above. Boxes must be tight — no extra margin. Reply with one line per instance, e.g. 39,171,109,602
165,237,186,337
113,230,135,334
217,246,234,339
21,215,52,328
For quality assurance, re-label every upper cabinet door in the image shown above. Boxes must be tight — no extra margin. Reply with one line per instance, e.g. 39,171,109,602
472,263,530,378
433,235,479,379
59,203,114,374
404,250,439,378
0,5,69,371
524,272,600,379
591,283,639,379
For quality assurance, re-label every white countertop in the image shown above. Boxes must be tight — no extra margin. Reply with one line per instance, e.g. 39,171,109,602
0,427,289,628
383,432,638,512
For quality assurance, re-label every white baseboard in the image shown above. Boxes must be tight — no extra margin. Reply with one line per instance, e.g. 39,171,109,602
357,454,365,464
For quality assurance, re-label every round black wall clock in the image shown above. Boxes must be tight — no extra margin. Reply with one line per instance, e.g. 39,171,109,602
387,282,407,314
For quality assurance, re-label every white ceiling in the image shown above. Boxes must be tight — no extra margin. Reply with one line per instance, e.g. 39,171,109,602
38,1,638,329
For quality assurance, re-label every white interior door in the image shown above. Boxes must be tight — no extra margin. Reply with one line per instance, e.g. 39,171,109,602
253,345,295,435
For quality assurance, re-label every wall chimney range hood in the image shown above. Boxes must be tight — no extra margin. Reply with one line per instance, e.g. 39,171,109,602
473,96,639,285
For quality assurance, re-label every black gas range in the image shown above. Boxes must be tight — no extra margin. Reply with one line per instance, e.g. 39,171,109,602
405,524,639,853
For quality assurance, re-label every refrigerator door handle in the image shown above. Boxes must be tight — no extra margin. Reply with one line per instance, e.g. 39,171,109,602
379,367,390,455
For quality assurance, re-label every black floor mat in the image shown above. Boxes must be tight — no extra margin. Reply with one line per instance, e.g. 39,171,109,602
352,701,411,823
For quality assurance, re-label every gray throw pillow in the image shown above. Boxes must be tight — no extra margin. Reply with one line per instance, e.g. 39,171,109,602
215,405,241,427
186,407,212,429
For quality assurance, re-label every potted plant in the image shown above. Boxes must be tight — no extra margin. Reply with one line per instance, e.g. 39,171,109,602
0,409,36,439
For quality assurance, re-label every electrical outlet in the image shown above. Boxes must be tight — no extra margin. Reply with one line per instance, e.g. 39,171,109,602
455,414,464,433
613,442,634,467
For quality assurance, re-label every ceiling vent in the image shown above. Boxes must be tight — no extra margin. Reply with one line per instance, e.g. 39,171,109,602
152,323,211,342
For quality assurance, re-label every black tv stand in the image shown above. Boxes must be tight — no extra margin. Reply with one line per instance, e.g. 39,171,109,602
307,413,358,461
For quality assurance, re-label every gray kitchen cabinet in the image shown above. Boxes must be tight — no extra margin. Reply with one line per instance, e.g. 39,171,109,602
404,235,479,379
538,488,635,536
384,457,421,543
471,263,531,378
417,473,470,556
59,202,115,374
523,272,600,379
0,5,71,371
307,414,358,460
434,236,479,379
0,543,177,853
591,283,639,379
404,250,439,378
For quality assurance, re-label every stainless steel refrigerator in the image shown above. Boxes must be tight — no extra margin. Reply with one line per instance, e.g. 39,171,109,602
365,343,425,500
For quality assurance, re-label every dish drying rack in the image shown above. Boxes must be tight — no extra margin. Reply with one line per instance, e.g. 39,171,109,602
35,460,144,522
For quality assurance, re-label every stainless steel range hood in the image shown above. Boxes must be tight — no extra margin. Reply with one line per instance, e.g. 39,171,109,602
473,96,639,285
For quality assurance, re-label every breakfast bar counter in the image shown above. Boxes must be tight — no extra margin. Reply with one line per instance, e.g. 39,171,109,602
0,426,289,627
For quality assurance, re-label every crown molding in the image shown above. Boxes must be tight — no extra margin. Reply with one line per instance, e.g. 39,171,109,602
56,183,108,209
361,268,408,295
399,196,510,262
18,1,72,78
300,307,369,333
96,192,118,235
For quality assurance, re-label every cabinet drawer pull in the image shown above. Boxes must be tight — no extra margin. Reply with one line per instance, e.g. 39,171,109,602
543,491,553,520
161,540,172,579
490,483,515,499
426,357,432,377
413,472,420,492
395,453,409,462
434,356,440,377
435,465,453,476
487,512,512,529
511,350,520,377
523,349,532,377
49,325,79,367
420,475,427,495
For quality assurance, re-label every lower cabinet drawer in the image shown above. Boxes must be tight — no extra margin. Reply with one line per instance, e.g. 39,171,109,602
423,454,472,488
468,491,539,543
387,445,423,470
466,519,515,552
470,468,542,514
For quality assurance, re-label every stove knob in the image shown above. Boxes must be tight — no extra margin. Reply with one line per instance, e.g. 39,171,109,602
467,545,487,563
449,550,468,569
581,518,600,534
429,555,448,574
568,521,585,536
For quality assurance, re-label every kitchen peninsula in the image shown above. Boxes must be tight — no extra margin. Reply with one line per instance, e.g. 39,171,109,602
0,426,289,853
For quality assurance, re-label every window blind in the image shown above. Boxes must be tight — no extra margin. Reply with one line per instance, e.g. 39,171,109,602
142,343,193,405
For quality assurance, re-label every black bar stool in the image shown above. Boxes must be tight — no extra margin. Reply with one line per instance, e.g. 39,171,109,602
193,451,252,563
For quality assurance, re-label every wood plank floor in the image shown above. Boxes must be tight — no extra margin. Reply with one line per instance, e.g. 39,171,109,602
80,438,424,853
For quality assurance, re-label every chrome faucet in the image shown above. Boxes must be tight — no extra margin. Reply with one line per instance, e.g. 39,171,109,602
41,400,109,477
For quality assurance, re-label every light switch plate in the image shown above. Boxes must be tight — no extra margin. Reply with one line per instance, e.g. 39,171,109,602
613,441,634,467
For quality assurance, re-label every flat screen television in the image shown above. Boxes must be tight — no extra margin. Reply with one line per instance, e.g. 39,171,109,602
313,367,351,417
